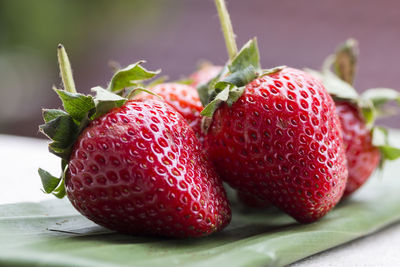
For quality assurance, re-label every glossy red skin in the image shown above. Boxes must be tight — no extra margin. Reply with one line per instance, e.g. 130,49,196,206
190,65,223,87
191,65,274,209
205,68,348,223
148,83,203,140
66,99,231,237
335,101,380,197
237,191,271,208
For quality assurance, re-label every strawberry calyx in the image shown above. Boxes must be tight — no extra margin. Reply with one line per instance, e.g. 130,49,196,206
306,39,400,163
199,39,284,119
200,1,284,121
38,44,160,198
106,60,160,95
200,38,260,117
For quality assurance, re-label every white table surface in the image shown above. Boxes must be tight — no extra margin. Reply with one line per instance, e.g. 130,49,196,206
1,134,399,267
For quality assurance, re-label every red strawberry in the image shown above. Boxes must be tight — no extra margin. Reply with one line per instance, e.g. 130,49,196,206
308,39,400,197
38,45,231,237
145,83,203,140
190,63,223,87
67,99,230,236
237,191,270,208
204,67,347,223
190,65,272,209
200,0,348,223
335,101,380,196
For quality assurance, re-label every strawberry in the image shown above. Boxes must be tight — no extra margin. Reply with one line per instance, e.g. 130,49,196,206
144,83,204,141
203,66,347,223
199,0,348,223
335,101,380,196
307,39,400,197
190,63,223,87
38,45,231,237
189,61,275,209
191,64,273,209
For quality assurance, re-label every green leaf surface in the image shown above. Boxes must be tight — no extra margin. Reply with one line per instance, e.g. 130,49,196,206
42,109,68,123
2,159,400,266
372,127,400,161
223,65,257,87
39,114,79,160
91,87,127,119
38,168,61,194
226,86,245,107
380,146,400,161
229,38,260,74
107,61,160,92
39,115,76,142
200,39,262,118
360,105,376,126
197,65,228,107
54,89,95,122
200,85,230,117
52,179,66,199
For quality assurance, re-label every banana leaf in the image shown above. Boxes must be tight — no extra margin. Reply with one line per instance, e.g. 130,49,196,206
1,162,400,267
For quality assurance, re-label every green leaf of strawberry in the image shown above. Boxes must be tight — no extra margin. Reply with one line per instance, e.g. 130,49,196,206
197,66,227,106
200,38,283,119
372,126,400,161
201,84,230,117
228,38,260,75
380,146,400,161
91,86,127,119
107,61,160,93
38,45,160,198
39,114,79,160
54,89,95,121
38,168,62,194
52,179,66,199
42,109,68,123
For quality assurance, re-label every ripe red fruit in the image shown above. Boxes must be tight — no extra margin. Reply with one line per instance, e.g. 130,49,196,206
67,99,231,237
190,64,223,87
191,63,275,209
204,67,348,223
146,83,203,140
38,45,231,238
335,101,380,196
201,1,348,222
308,38,400,197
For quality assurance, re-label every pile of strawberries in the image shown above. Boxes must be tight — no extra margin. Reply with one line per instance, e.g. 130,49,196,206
39,0,400,237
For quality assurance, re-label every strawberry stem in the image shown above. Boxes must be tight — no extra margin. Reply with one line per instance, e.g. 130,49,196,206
214,0,238,60
57,44,77,93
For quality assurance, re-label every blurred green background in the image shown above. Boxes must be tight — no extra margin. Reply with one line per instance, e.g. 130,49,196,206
0,0,399,137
